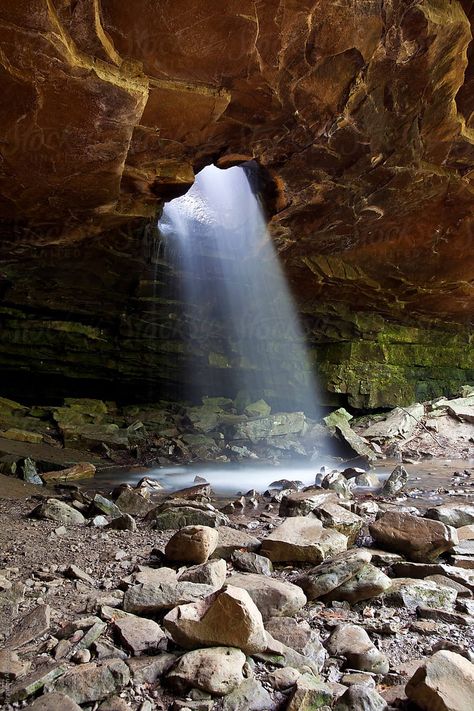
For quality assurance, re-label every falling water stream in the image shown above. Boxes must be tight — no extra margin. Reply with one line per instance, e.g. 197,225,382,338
158,163,317,413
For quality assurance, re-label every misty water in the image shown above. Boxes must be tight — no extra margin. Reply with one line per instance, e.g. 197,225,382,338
158,163,317,413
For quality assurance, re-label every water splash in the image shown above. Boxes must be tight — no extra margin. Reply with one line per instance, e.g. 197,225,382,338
158,163,317,414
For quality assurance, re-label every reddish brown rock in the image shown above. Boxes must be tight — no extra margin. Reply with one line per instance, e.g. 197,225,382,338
369,512,458,562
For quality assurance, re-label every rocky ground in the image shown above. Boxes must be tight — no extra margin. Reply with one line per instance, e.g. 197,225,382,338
0,459,474,711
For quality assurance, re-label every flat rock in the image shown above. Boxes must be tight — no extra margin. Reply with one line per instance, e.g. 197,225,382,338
53,659,130,704
425,503,474,528
326,624,389,674
34,499,85,526
232,412,306,442
227,573,307,619
41,463,96,483
25,693,82,711
123,581,215,613
165,525,218,564
458,524,474,540
166,647,248,696
294,549,372,600
211,526,261,559
114,616,166,655
260,515,347,564
324,563,391,603
384,578,458,610
178,558,227,588
163,585,267,654
4,604,50,649
406,650,474,711
369,511,458,561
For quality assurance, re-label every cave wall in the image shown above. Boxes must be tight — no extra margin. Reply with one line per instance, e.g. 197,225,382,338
0,1,473,409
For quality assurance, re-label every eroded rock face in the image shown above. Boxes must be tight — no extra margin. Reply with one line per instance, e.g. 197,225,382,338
0,2,473,405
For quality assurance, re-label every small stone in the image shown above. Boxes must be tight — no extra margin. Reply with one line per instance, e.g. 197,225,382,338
165,525,218,564
127,653,177,683
98,696,132,711
267,667,301,690
72,649,91,664
106,513,137,531
66,565,95,586
93,494,122,519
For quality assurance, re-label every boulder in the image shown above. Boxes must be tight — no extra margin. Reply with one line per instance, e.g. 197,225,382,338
166,647,248,696
406,650,474,711
267,667,301,690
231,551,273,576
53,659,130,704
324,408,376,462
326,624,389,674
384,578,457,610
123,581,215,614
244,400,271,418
163,585,267,654
286,673,337,710
106,513,137,531
264,617,326,671
369,511,458,561
334,685,388,711
260,515,347,564
324,563,391,603
34,499,85,526
114,488,152,516
425,504,474,528
294,549,372,600
114,616,166,655
211,526,261,559
178,558,227,588
126,654,176,684
221,677,274,711
363,404,424,440
4,604,50,648
41,463,96,483
93,494,122,519
382,465,409,495
224,573,307,619
321,471,353,499
165,525,218,564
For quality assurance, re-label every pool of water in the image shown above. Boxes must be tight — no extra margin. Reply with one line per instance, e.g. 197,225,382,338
85,457,474,505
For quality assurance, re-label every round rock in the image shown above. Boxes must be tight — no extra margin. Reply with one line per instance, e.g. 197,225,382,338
165,525,219,564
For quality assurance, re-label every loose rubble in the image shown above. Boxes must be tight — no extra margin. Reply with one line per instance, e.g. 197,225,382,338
0,390,474,710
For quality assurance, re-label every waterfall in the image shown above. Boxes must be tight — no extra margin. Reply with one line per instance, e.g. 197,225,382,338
158,163,317,414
